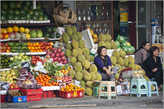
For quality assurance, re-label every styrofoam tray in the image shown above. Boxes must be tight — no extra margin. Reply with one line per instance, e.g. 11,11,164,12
41,86,60,91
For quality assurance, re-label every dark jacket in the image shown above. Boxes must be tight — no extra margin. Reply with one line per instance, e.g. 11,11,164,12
143,56,163,79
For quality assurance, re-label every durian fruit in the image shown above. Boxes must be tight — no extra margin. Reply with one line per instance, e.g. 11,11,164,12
72,49,78,57
98,41,106,47
65,43,72,49
112,50,120,57
86,81,94,88
80,80,85,88
110,56,117,65
71,33,79,41
120,49,126,57
74,62,82,72
90,55,94,62
68,69,75,79
105,34,112,41
128,56,135,65
83,48,90,56
72,40,79,49
111,40,117,49
124,57,129,67
77,32,82,40
62,33,70,43
72,26,77,33
83,71,92,81
89,64,97,72
66,26,73,36
105,42,111,49
77,48,83,55
78,55,85,63
96,73,102,81
75,72,83,81
82,60,90,69
70,57,77,64
99,34,106,41
79,40,85,48
65,49,71,57
117,57,124,66
85,87,93,96
90,72,97,80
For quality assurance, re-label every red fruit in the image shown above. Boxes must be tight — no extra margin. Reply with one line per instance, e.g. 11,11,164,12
57,58,61,62
57,48,62,53
56,53,60,57
60,52,64,56
61,56,66,60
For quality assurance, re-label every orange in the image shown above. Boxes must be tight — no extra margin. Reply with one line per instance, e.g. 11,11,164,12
13,26,19,32
7,27,13,33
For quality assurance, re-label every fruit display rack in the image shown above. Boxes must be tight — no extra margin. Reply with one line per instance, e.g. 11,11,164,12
0,52,46,56
0,38,61,42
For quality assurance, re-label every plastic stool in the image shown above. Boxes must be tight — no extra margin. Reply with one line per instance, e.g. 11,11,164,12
147,81,159,97
98,81,116,99
93,87,99,97
130,78,148,97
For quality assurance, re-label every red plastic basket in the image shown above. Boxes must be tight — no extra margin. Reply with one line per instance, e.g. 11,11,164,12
59,91,73,99
20,88,43,96
42,91,55,98
27,94,42,102
0,95,6,103
77,90,84,98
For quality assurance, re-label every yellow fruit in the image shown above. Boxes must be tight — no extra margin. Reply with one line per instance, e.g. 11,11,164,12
1,28,7,34
7,27,13,33
93,34,98,38
26,34,30,39
20,27,25,33
13,26,19,32
4,34,9,39
24,28,30,33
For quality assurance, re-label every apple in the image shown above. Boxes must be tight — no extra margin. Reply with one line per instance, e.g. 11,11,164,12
61,56,66,60
56,53,60,57
60,52,64,56
57,48,62,53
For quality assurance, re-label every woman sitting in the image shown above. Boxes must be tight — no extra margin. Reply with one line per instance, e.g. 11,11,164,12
143,46,163,90
94,46,114,81
135,41,150,67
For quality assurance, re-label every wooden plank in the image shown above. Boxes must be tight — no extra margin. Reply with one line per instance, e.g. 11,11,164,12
30,104,97,109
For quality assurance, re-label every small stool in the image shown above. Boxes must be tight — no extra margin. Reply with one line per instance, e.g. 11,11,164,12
93,87,99,97
147,81,159,97
130,78,148,97
98,81,116,99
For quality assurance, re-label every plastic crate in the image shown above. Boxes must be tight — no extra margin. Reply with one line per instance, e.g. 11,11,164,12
27,94,42,102
20,88,43,96
42,91,55,98
1,95,6,103
12,96,27,103
77,90,84,98
59,91,73,99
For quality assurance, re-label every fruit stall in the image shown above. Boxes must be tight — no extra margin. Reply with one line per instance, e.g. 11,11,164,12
0,1,156,103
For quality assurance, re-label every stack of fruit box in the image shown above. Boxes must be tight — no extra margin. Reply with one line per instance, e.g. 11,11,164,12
20,88,43,102
42,91,56,98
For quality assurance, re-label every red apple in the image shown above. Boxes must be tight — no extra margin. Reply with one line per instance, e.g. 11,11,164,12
57,48,62,53
56,53,60,57
60,52,65,56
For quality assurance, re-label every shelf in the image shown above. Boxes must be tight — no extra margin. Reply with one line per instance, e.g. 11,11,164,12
0,20,56,27
41,86,60,91
0,38,61,42
77,20,112,24
0,68,11,72
0,52,46,56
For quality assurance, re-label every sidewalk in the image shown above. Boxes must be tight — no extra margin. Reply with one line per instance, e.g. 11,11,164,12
1,92,163,109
